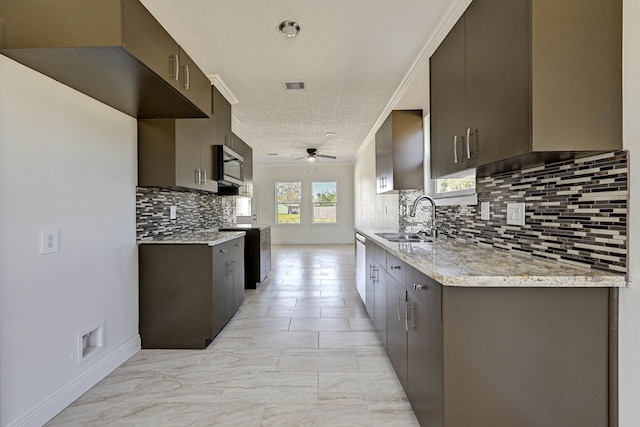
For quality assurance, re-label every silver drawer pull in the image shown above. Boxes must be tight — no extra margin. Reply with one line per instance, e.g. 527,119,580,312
414,284,427,291
390,265,401,270
220,249,228,253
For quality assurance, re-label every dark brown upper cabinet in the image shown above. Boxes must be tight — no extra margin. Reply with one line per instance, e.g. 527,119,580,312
0,0,211,118
375,110,424,194
430,0,622,178
138,118,218,193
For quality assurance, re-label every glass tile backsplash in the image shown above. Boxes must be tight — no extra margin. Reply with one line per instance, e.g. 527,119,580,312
401,151,628,274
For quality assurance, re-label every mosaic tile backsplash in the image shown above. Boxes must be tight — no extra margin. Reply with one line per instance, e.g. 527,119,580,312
136,187,236,239
401,151,628,274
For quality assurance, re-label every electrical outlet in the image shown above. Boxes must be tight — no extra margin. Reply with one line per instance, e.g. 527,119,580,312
40,228,59,254
506,202,526,226
480,202,490,221
170,205,177,220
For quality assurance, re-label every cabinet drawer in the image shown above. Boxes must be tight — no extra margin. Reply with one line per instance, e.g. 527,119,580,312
215,236,243,257
386,252,405,285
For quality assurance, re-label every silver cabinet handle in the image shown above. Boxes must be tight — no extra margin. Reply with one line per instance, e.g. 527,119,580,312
194,168,201,184
181,64,190,90
372,266,379,284
236,242,242,247
397,293,402,321
202,169,207,185
369,264,375,280
390,265,401,270
453,134,459,163
169,53,179,80
220,249,228,253
466,128,472,159
414,284,428,291
406,304,415,331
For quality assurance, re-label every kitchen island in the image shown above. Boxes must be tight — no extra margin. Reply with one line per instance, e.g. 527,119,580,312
220,224,271,288
355,227,624,427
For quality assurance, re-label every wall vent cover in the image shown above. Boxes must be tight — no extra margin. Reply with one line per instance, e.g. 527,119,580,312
282,81,306,91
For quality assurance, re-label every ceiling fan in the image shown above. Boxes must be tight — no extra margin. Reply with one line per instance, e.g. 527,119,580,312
295,148,337,161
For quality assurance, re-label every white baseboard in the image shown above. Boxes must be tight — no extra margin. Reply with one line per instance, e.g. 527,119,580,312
5,335,141,427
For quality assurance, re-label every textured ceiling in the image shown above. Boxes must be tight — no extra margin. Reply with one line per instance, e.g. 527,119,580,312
140,0,453,163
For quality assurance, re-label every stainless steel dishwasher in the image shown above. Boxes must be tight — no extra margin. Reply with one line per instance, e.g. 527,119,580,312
355,232,366,304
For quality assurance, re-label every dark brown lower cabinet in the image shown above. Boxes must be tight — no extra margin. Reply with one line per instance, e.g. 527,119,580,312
366,242,613,427
386,273,408,389
220,226,271,288
441,286,610,427
138,236,244,349
372,261,387,349
406,265,443,427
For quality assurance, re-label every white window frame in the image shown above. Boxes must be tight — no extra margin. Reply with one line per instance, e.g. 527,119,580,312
275,181,302,225
311,181,338,225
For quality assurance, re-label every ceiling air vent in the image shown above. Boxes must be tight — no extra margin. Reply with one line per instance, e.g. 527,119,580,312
282,81,306,91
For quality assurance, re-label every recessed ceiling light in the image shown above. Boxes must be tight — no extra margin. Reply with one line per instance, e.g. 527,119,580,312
325,132,336,138
279,20,301,38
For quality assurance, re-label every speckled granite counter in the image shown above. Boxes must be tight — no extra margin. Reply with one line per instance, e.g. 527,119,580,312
220,224,271,231
356,227,626,288
137,230,245,246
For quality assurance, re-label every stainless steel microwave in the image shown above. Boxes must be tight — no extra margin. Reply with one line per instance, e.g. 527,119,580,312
213,145,244,187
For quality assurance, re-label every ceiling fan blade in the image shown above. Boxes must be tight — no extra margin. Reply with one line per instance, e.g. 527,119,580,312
317,154,337,159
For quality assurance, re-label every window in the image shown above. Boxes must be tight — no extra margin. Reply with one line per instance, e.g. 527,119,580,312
312,182,337,224
276,181,302,224
435,169,476,198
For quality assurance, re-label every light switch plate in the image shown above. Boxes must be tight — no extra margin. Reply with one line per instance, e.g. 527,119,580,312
41,228,59,254
480,202,490,221
506,202,526,226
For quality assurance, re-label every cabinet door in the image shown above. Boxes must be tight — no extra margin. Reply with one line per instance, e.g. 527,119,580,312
375,114,394,193
122,0,180,88
213,243,232,335
386,274,408,392
365,240,376,320
430,15,466,178
465,0,531,166
373,261,387,349
175,120,202,190
232,238,245,309
199,119,219,192
406,267,443,427
178,47,213,116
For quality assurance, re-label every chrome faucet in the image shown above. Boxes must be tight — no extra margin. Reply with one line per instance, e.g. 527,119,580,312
409,195,437,238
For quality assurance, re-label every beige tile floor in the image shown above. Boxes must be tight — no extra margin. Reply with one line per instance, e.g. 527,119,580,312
47,244,419,426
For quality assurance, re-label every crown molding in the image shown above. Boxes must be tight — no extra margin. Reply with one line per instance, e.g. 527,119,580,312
207,74,240,105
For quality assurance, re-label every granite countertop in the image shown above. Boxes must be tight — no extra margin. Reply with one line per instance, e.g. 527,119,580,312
356,227,626,288
220,224,272,230
137,230,245,246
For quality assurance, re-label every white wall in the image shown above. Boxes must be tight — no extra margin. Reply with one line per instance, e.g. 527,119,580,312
253,163,355,244
619,1,640,424
0,56,139,426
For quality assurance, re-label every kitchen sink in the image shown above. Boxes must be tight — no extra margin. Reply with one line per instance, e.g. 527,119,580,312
375,232,434,243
